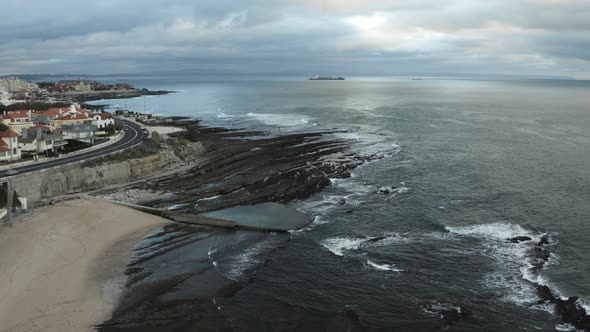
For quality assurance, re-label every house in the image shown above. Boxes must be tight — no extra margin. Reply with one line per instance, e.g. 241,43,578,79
0,128,21,161
18,125,67,155
35,104,91,127
33,107,66,124
49,105,92,129
61,123,97,143
90,112,115,130
0,110,33,132
51,112,92,129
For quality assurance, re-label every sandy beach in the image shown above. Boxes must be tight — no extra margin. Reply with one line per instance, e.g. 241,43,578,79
0,198,169,332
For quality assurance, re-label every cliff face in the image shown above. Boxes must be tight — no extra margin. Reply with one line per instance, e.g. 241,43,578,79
9,141,205,206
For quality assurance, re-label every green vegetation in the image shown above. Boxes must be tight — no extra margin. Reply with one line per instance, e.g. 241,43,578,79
61,139,92,154
0,123,10,132
98,123,122,137
2,102,70,111
81,134,160,167
81,103,108,111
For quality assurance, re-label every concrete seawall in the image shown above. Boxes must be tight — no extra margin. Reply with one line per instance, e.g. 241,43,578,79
8,141,205,207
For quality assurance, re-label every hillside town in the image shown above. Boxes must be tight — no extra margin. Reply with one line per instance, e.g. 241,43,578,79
0,76,170,103
0,103,115,162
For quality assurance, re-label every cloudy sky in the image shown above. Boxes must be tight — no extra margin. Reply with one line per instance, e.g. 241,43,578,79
1,0,589,78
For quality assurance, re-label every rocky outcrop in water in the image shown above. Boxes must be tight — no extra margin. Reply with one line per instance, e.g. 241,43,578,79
511,233,590,331
507,236,532,243
125,122,380,214
536,285,590,331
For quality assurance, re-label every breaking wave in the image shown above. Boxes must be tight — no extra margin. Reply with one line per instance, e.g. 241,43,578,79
445,223,551,306
247,112,314,129
366,260,404,272
321,237,365,257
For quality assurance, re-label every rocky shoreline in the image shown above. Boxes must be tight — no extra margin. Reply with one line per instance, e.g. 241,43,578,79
99,119,380,214
93,119,387,331
68,88,173,103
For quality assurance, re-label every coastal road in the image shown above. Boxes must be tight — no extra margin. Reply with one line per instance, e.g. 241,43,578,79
0,118,145,179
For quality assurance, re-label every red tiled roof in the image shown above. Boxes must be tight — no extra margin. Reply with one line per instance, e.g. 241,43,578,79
55,113,90,121
0,114,16,122
98,112,113,120
38,108,68,117
0,112,31,123
0,139,10,152
39,106,89,117
0,129,20,137
7,110,30,118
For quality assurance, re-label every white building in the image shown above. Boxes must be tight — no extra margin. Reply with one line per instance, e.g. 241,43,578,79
0,87,10,101
90,112,115,130
18,125,67,155
0,128,21,161
0,78,38,92
61,123,98,143
0,110,33,132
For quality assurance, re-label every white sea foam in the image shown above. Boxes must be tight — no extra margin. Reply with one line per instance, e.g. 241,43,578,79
366,260,404,272
365,232,413,247
167,203,191,211
321,233,412,257
330,178,377,196
446,222,551,306
422,301,462,316
445,222,536,241
321,237,365,256
217,110,231,118
247,112,312,128
555,323,576,331
197,195,221,202
312,215,330,225
222,246,264,280
529,302,555,314
332,131,401,158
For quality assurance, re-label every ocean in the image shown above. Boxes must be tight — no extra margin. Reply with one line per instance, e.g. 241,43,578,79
94,76,590,331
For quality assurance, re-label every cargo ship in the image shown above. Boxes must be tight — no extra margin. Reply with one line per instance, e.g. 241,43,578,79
308,75,345,80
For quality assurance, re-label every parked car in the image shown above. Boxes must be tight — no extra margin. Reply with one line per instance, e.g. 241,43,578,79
6,169,18,175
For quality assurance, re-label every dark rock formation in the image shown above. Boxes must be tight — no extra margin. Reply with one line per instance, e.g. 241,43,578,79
508,236,532,243
537,234,550,246
536,285,590,331
377,186,396,194
531,246,551,261
132,123,379,214
327,306,366,332
366,235,388,243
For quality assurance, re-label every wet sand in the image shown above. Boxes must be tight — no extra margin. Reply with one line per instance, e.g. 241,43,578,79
0,198,170,332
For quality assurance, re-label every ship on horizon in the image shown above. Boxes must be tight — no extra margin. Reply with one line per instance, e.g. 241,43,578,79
308,74,345,80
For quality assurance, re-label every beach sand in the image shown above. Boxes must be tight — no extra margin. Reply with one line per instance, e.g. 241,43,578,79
0,198,169,332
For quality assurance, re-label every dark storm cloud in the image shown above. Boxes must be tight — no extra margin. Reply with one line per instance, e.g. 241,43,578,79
0,0,589,78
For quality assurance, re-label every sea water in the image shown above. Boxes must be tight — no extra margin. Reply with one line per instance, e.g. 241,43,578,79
94,76,590,331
